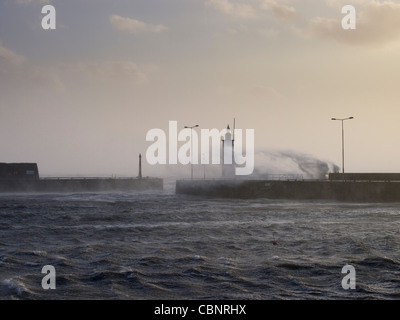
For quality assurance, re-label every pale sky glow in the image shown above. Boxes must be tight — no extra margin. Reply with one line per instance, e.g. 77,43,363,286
1,0,400,177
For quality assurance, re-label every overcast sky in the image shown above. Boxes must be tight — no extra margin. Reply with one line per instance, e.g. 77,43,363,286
1,0,400,177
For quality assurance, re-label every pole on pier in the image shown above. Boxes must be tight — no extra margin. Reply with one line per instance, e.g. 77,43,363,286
138,153,142,179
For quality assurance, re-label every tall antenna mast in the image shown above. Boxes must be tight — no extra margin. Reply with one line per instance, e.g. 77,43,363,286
233,117,235,141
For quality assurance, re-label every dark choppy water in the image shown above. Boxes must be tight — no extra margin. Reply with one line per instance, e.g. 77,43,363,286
0,181,399,300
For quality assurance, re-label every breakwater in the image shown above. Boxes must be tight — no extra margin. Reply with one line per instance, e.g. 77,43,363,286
0,177,163,193
176,179,400,202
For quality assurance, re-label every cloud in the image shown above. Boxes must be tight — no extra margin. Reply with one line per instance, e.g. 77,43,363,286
325,0,370,7
109,15,168,35
88,61,148,83
206,0,256,19
309,1,400,46
248,85,284,100
0,44,63,91
60,60,154,88
13,0,51,4
27,67,64,90
0,44,26,70
260,0,299,21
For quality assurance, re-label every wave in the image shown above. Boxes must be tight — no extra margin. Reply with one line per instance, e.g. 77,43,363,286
0,278,36,299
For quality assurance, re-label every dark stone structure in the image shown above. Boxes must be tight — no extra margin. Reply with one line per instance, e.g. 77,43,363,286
0,177,163,193
176,179,400,202
329,173,400,181
0,163,39,180
0,162,163,193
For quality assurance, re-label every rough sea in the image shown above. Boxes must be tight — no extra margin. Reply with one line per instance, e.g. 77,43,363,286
0,180,399,300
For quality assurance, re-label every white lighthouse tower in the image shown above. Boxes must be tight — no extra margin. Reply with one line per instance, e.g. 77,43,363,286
221,124,235,178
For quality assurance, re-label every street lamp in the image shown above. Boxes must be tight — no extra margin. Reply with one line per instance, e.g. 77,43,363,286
331,117,354,181
184,124,199,180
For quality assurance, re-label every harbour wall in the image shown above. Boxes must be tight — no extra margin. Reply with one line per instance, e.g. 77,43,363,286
176,179,400,202
0,177,163,193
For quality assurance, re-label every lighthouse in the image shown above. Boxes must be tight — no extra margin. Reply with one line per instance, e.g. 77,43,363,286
221,124,235,178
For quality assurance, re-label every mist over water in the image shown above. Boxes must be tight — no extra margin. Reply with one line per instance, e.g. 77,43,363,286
253,150,340,180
